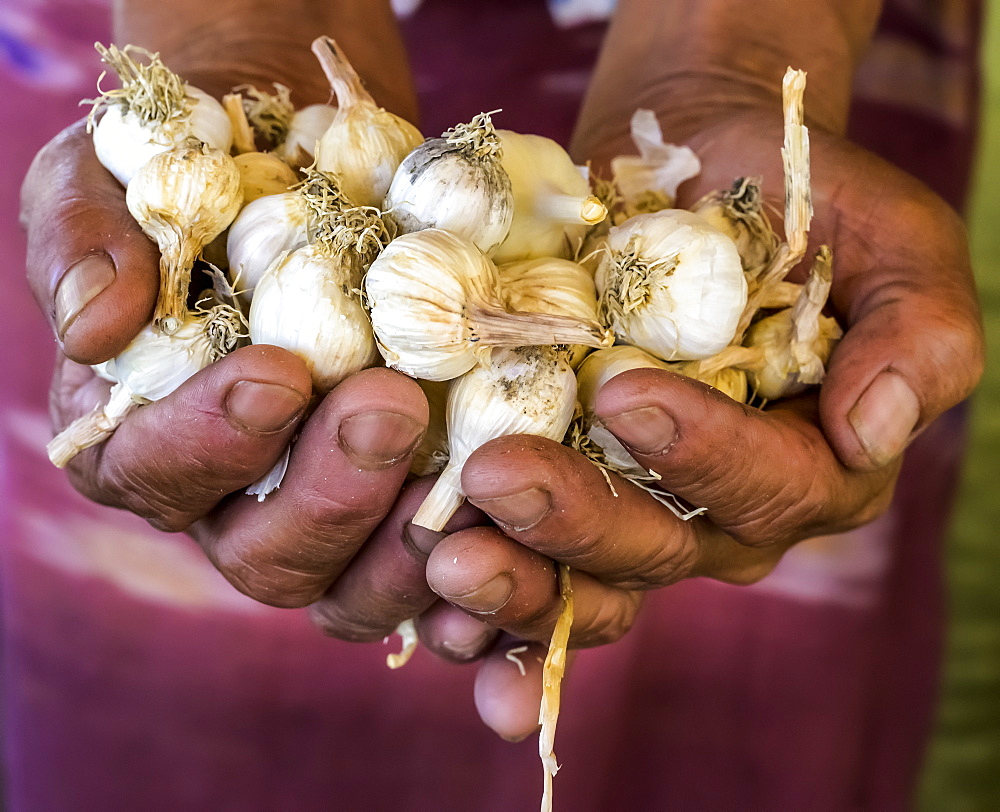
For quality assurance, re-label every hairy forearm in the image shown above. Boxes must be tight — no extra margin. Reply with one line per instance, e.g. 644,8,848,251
113,0,418,120
572,0,882,159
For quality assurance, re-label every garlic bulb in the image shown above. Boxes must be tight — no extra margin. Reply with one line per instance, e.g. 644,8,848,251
596,209,747,361
312,36,423,206
743,246,841,400
87,44,232,187
610,109,701,218
692,177,779,276
233,152,299,204
364,229,612,381
126,139,243,335
249,208,387,393
499,257,601,368
47,305,245,467
409,379,450,477
226,169,349,300
412,346,578,531
384,112,514,254
278,104,338,170
491,130,606,264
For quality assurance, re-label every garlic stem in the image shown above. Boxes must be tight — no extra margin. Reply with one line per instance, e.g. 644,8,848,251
311,36,372,111
536,194,607,226
468,303,612,350
46,383,137,468
411,464,465,532
223,92,257,154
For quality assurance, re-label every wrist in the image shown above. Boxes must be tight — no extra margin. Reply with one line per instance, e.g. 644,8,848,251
113,0,418,120
571,0,881,162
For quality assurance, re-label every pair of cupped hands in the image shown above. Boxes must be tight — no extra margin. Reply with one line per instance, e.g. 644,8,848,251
21,70,983,741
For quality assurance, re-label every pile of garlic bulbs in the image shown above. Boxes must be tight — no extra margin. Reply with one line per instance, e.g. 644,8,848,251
51,41,840,812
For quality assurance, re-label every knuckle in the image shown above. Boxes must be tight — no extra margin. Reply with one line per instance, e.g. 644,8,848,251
575,591,640,647
212,542,327,608
307,603,389,643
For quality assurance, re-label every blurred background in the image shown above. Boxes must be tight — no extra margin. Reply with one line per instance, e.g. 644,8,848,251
920,3,1000,808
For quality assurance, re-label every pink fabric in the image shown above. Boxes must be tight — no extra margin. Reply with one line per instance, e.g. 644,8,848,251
0,1,979,809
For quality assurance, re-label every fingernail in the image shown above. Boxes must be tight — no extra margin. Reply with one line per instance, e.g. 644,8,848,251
600,405,677,455
848,370,920,467
500,727,539,744
55,254,116,339
402,521,446,558
445,573,514,614
339,411,425,471
439,623,494,661
475,488,551,531
226,381,307,432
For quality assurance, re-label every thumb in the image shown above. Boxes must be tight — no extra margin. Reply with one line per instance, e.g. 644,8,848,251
22,119,159,364
819,181,984,472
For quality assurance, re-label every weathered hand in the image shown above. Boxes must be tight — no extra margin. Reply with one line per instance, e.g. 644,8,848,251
435,73,984,739
24,121,430,609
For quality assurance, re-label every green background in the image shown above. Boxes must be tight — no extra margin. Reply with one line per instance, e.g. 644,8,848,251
920,4,1000,808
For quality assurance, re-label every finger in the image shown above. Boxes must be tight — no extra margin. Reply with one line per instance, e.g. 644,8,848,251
415,601,500,663
63,344,311,530
22,120,158,363
474,639,549,742
193,367,428,608
814,160,984,470
426,527,643,647
307,478,486,643
460,431,795,587
593,369,899,546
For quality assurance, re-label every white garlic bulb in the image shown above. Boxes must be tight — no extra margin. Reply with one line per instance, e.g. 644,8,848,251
250,241,379,394
491,130,606,264
88,44,232,187
47,305,245,467
744,246,841,399
126,139,243,335
384,112,514,254
610,109,701,218
278,103,338,170
412,346,578,531
233,152,299,204
596,209,747,361
311,36,423,207
499,257,601,369
364,229,612,381
226,169,350,300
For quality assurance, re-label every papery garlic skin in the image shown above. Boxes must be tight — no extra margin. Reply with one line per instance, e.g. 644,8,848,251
278,103,338,170
365,229,612,381
384,113,514,254
250,243,379,394
233,152,299,204
610,109,701,218
500,257,600,368
312,37,423,207
491,130,606,264
227,192,309,296
126,140,243,334
94,84,232,187
597,209,747,361
412,346,578,531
